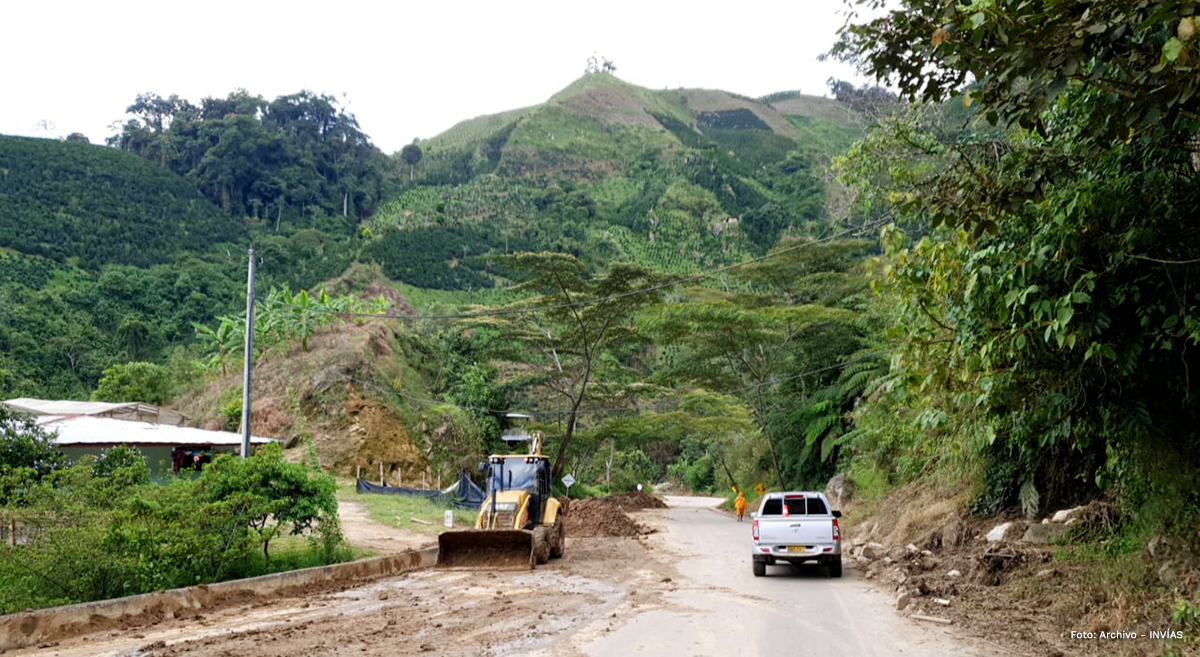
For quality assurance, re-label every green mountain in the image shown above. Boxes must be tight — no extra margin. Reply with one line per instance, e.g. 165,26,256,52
368,74,866,290
0,75,867,400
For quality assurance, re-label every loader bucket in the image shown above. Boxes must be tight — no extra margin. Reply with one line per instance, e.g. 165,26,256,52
436,530,535,570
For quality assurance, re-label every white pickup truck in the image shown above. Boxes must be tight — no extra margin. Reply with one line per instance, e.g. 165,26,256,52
750,491,842,577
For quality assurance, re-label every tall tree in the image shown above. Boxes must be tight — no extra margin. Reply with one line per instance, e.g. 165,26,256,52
400,140,423,182
474,253,668,478
832,0,1200,513
830,0,1200,149
108,89,399,224
642,289,858,489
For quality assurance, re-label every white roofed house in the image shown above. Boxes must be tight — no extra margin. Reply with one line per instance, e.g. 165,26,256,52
2,398,186,426
1,398,275,480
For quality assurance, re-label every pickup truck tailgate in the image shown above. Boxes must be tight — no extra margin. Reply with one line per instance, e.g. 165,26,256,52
759,518,834,544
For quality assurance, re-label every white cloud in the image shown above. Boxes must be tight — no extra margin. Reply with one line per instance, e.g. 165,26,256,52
1,0,872,153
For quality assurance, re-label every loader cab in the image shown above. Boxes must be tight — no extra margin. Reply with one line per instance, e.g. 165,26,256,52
491,418,547,499
486,455,550,498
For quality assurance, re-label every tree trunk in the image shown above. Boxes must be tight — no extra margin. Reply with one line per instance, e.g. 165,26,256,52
551,406,579,479
717,452,739,494
605,437,615,487
763,428,786,490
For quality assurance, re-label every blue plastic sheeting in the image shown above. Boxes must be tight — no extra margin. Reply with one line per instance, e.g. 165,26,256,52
355,471,486,510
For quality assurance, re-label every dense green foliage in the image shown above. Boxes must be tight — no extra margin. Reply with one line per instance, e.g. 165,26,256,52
0,137,239,268
0,438,344,613
832,0,1200,532
110,91,400,225
0,255,244,399
831,0,1200,146
0,406,66,505
639,238,875,490
364,224,506,290
91,361,173,405
375,75,855,289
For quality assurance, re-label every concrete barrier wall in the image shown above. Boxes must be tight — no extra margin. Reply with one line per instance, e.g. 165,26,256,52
0,546,438,651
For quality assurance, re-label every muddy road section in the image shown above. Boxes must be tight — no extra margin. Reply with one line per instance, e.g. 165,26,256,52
337,499,433,554
12,496,1000,657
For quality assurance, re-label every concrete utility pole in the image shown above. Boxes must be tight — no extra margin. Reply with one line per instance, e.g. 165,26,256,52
240,245,256,458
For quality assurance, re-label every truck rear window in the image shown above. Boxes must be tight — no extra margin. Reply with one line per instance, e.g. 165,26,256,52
761,497,828,515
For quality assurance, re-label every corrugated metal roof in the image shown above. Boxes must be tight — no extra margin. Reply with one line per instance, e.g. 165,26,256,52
35,415,274,447
3,398,185,426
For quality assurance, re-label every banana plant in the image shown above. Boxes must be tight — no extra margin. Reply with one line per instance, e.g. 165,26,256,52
193,317,241,377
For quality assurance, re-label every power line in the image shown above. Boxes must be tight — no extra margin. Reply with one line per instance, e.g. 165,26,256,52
260,218,889,322
339,350,886,418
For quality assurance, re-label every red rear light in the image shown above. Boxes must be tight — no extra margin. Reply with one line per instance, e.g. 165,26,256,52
752,519,759,541
832,518,840,541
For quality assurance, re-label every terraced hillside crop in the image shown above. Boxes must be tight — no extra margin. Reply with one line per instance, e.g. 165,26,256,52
380,74,866,286
0,136,240,268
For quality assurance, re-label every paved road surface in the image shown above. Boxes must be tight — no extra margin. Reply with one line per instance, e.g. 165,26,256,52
11,495,1000,657
584,495,993,657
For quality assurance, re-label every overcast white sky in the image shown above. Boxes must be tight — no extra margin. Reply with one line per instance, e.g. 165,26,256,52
2,0,873,154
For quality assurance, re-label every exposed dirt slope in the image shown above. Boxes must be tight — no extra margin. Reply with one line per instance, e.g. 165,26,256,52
842,483,1188,657
176,319,426,479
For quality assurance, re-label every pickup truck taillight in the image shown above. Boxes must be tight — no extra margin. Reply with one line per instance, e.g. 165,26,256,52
752,519,759,541
832,517,840,541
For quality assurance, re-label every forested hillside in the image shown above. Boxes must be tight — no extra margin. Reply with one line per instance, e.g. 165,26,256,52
109,90,401,228
0,76,869,410
0,137,239,268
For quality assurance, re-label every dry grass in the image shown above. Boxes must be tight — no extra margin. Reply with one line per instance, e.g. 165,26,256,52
677,88,798,137
845,480,974,548
768,94,862,128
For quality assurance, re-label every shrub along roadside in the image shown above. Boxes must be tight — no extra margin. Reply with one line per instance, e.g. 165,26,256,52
0,440,347,614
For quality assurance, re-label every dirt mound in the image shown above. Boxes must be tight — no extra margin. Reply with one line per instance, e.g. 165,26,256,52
601,492,668,509
565,498,650,538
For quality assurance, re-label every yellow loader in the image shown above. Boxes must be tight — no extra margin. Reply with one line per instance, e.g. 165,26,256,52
437,430,565,569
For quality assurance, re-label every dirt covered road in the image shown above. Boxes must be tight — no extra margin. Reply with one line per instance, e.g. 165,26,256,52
12,496,1002,657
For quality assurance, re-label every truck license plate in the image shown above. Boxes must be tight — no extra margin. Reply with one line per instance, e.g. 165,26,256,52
787,546,807,553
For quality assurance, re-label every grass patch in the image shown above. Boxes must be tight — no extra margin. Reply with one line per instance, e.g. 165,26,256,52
391,280,524,312
258,534,365,572
338,482,478,535
785,114,865,161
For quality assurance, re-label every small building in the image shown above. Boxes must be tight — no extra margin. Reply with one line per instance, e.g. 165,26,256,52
3,397,185,426
3,398,274,480
34,415,275,479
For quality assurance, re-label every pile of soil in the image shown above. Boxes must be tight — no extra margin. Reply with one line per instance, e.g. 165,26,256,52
565,498,651,538
601,492,668,510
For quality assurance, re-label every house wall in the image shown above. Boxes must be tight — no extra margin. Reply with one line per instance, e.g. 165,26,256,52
59,445,243,481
